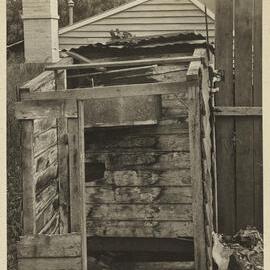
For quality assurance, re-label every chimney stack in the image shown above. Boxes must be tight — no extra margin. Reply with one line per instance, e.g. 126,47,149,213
22,0,60,63
68,0,74,26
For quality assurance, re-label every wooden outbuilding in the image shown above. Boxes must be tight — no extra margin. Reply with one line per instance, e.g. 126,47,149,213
15,34,216,270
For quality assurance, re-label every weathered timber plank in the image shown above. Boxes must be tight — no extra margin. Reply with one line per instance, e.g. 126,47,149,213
57,117,69,234
34,146,57,173
18,258,82,270
188,83,207,270
39,212,59,235
254,0,263,232
67,119,80,233
15,100,78,119
35,195,59,233
20,71,55,93
186,49,206,81
214,106,262,116
235,0,254,231
33,128,57,156
85,152,190,170
35,164,58,195
35,182,58,216
112,262,195,270
85,186,192,204
17,233,81,258
215,0,235,234
45,56,201,71
78,101,87,270
87,220,193,238
86,204,192,221
85,169,191,187
33,118,56,135
21,120,36,234
85,134,189,152
21,81,191,101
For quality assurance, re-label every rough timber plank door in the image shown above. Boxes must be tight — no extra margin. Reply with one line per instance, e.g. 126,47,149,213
234,0,254,231
215,0,235,234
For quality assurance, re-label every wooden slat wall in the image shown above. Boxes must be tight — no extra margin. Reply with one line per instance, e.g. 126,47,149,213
59,0,215,49
215,0,263,233
84,86,193,238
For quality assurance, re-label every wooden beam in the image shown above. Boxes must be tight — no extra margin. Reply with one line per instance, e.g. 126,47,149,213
214,106,262,116
188,83,207,270
65,51,92,63
45,56,202,71
15,100,78,119
21,81,193,101
78,101,87,270
186,49,206,81
21,120,36,234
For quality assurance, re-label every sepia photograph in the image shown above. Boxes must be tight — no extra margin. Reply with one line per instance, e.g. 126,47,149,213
6,0,263,269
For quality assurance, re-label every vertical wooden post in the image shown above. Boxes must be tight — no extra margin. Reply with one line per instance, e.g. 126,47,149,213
55,69,70,233
235,0,254,230
188,80,207,270
215,0,235,234
253,0,263,232
22,120,36,235
67,101,87,270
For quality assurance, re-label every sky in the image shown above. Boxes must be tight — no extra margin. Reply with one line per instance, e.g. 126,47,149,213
199,0,215,12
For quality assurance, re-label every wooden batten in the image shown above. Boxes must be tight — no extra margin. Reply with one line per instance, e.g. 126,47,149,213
22,120,36,234
187,49,208,270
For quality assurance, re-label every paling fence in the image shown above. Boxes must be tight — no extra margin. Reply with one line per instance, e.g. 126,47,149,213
215,0,263,234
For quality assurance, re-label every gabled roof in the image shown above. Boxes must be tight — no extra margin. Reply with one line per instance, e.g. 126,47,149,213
59,0,215,35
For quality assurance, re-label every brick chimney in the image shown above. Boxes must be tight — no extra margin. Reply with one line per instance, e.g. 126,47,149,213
22,0,60,63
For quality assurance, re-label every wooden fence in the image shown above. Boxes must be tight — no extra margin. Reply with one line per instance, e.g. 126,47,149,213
215,0,263,234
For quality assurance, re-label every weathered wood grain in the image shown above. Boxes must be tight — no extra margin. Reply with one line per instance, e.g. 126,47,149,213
18,258,81,270
21,81,190,101
35,195,59,233
15,100,78,119
17,234,81,258
34,146,57,173
45,56,201,71
86,134,189,152
35,182,58,216
85,169,191,187
85,152,190,170
57,117,69,233
253,0,263,232
85,186,192,204
235,0,254,231
87,220,193,238
214,106,262,116
39,212,59,235
21,120,36,234
86,204,192,221
188,81,207,270
33,118,56,135
215,0,235,234
33,128,57,156
35,164,58,195
67,118,81,232
78,101,87,270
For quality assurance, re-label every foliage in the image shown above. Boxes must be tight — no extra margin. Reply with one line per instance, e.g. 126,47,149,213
7,0,130,45
7,62,45,270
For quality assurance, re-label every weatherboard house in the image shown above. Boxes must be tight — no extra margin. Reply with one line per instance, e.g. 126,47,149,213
16,1,217,270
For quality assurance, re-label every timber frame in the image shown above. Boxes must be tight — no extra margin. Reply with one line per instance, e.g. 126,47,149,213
16,50,216,270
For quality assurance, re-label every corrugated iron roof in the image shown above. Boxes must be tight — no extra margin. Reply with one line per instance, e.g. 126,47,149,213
67,32,214,54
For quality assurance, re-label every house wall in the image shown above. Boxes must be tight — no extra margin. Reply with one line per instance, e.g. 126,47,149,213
59,0,215,50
